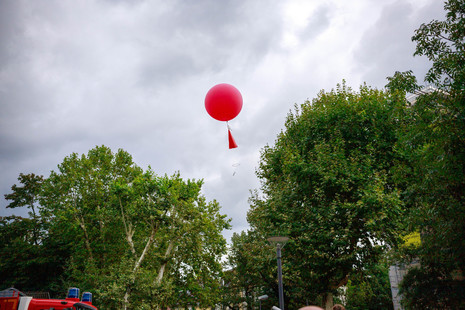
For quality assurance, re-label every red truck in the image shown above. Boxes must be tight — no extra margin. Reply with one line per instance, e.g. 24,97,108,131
0,287,98,310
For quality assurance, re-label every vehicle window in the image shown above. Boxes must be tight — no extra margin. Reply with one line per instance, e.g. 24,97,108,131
73,303,95,310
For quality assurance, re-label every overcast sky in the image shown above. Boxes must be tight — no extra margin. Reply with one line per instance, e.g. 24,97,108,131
0,0,445,242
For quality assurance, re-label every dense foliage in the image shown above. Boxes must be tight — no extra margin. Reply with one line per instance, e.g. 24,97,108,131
388,0,465,308
247,84,409,309
221,231,277,310
344,262,393,310
2,146,230,309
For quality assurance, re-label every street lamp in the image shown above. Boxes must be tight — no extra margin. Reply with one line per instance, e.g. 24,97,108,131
267,236,289,310
258,294,268,310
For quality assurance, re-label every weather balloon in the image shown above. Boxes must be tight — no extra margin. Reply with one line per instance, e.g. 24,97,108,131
205,83,243,149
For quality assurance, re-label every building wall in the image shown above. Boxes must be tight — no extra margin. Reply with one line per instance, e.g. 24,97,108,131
389,264,407,310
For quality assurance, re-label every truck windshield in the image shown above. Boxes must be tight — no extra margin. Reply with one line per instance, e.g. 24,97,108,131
73,302,96,310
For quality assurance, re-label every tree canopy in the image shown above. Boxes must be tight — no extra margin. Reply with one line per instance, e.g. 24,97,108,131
247,83,409,309
2,145,230,309
386,0,465,308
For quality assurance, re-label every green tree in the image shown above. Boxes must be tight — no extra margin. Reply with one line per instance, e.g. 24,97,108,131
344,262,393,310
386,1,465,308
1,173,68,295
222,230,277,310
0,215,68,294
4,173,44,245
412,0,465,92
5,173,44,218
3,146,230,309
39,146,139,304
248,83,409,310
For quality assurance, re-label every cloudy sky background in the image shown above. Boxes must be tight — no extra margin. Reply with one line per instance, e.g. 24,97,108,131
1,0,445,242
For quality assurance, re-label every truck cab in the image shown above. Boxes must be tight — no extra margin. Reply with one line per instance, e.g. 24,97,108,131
0,287,98,310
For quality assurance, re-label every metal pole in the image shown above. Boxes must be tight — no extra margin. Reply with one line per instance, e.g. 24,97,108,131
277,244,284,310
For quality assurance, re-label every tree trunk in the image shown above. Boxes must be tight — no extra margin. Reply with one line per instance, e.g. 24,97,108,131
75,213,94,261
72,196,94,261
123,226,157,310
96,204,107,263
120,198,136,258
323,292,333,310
123,289,130,310
133,227,156,272
155,240,175,286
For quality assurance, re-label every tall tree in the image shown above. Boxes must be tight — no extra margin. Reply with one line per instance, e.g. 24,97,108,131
223,230,277,310
0,215,68,294
3,146,230,309
248,83,409,310
5,173,44,218
4,173,44,245
1,174,67,294
412,0,465,92
344,262,393,310
387,1,465,308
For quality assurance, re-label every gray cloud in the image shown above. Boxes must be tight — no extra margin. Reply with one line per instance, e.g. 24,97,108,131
300,4,332,42
0,0,447,243
353,0,445,87
132,0,284,87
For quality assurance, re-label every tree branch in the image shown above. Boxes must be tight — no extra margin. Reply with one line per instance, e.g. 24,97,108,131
119,198,136,258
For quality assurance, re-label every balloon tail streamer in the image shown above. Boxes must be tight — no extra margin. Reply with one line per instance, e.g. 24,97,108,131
227,122,238,149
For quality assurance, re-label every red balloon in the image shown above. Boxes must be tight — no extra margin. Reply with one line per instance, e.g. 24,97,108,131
205,83,243,122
